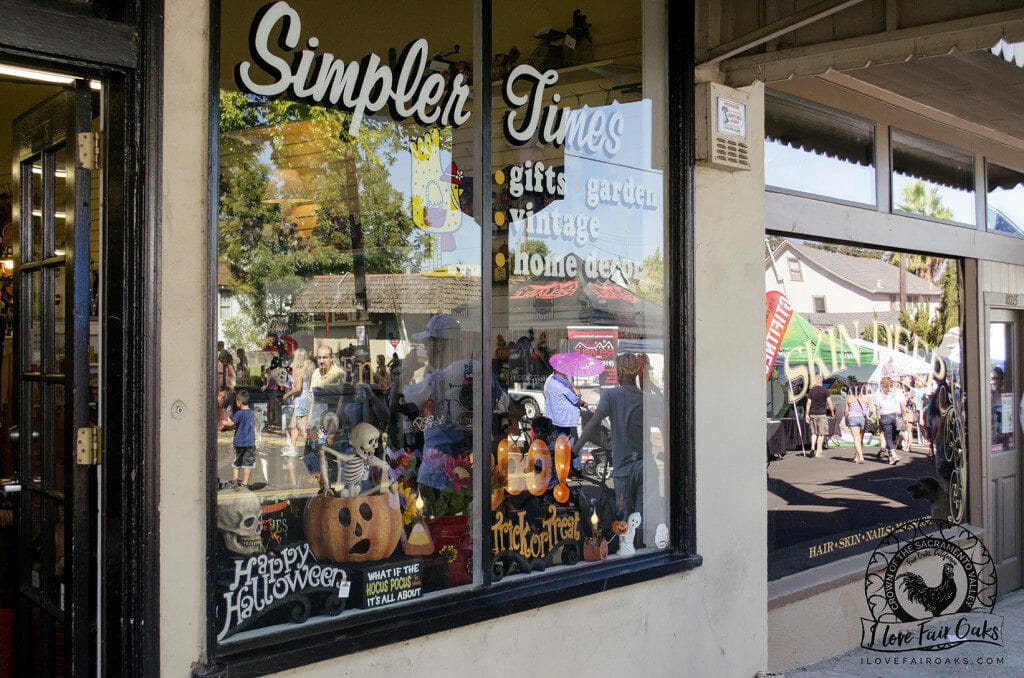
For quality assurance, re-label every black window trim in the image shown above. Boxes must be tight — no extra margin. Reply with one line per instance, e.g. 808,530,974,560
199,1,699,675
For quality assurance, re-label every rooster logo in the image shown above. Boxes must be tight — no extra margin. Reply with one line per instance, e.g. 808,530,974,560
860,519,1000,653
898,561,958,618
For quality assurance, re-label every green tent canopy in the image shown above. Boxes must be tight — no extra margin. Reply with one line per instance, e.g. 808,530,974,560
777,312,876,372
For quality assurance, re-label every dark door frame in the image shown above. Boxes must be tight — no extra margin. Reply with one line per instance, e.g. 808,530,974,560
0,0,162,675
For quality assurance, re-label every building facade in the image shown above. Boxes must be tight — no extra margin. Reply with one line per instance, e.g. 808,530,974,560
1,1,1023,676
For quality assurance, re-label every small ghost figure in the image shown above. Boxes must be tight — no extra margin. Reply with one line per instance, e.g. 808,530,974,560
617,512,642,557
655,523,669,549
329,422,397,497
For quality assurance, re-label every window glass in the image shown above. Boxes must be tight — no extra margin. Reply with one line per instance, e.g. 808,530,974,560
766,237,964,579
216,0,478,642
214,0,670,644
891,129,975,225
788,258,802,282
490,0,669,581
764,93,875,205
986,161,1024,236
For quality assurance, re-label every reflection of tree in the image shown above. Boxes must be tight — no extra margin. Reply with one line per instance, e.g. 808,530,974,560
516,240,549,259
218,90,428,332
897,179,954,221
637,248,664,304
891,180,951,281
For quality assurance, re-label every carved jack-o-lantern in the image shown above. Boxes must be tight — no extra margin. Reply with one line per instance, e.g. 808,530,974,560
610,520,629,536
304,492,403,562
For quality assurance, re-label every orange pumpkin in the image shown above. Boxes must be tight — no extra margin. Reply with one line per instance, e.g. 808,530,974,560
611,520,629,536
304,492,403,563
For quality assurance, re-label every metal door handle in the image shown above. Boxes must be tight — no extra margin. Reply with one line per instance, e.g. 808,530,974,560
8,426,39,444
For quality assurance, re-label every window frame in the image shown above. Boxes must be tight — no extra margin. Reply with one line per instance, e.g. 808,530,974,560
788,258,803,282
812,295,826,314
763,90,878,211
890,127,978,229
984,158,1024,239
201,1,700,673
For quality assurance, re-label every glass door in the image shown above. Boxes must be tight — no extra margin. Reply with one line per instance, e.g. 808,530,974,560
11,80,98,677
989,310,1021,592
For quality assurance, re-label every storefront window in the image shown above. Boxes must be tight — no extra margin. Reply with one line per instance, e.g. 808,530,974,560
986,160,1024,236
891,129,976,226
766,237,965,579
764,93,876,206
213,0,671,648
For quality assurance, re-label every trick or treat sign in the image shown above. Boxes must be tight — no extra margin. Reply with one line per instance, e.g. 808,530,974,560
218,543,350,640
491,505,580,562
861,519,1002,653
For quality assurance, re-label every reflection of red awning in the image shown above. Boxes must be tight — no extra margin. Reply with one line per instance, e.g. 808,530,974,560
511,280,579,300
589,283,636,303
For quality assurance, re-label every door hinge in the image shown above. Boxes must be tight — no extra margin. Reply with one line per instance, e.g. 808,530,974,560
77,131,102,170
76,426,102,465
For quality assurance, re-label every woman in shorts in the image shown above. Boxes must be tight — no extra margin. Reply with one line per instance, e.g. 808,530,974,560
843,385,873,463
282,349,313,456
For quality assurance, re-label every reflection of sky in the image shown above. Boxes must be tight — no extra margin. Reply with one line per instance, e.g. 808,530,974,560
892,173,975,225
766,142,979,225
506,100,665,269
987,185,1024,235
765,141,874,204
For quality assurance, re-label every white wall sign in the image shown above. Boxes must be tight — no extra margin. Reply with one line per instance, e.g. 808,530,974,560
716,96,746,138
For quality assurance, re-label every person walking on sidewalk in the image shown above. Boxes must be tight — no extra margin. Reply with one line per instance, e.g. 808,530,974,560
805,374,835,458
874,376,906,464
843,385,873,464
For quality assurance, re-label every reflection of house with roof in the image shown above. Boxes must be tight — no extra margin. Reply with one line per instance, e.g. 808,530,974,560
765,241,941,330
289,272,482,341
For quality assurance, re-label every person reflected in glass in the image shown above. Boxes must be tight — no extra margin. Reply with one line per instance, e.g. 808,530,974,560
573,353,648,526
312,344,343,388
804,373,834,458
843,385,872,464
281,348,312,457
874,376,906,465
543,363,584,445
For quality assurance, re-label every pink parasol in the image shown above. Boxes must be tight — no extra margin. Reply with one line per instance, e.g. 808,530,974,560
549,352,605,378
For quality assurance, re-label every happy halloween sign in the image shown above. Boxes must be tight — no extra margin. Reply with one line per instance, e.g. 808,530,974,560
218,543,349,640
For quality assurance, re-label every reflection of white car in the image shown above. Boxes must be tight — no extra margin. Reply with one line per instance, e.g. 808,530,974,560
508,387,545,420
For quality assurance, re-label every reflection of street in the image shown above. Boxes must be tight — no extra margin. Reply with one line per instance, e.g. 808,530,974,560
768,442,937,580
216,429,320,492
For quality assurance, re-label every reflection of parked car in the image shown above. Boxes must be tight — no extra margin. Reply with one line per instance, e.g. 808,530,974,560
508,387,545,420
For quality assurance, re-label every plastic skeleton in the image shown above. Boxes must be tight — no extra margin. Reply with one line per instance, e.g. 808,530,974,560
320,422,397,497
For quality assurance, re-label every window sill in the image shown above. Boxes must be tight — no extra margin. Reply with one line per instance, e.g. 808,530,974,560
768,523,983,610
197,550,701,677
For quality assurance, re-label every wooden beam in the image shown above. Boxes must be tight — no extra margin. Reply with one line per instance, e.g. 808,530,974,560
722,7,1024,85
698,0,868,66
0,1,138,69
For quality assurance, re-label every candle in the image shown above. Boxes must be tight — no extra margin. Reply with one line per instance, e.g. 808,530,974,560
415,495,424,516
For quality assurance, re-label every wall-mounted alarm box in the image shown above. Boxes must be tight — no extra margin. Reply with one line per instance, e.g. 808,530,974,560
695,81,751,171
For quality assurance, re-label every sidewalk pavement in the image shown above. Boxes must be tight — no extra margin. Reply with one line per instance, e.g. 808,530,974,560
790,587,1024,676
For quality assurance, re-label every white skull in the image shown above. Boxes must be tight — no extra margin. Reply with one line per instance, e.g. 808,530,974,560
350,422,380,460
216,486,262,555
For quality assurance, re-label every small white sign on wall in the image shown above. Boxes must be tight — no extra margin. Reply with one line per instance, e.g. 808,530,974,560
716,96,747,138
1002,392,1014,433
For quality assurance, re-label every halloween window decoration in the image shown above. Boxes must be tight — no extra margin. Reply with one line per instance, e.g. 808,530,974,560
213,0,672,647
